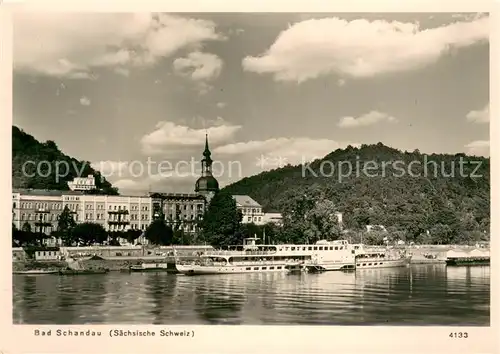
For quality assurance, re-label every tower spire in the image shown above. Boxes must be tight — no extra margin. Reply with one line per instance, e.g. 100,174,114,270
194,132,219,202
202,132,212,173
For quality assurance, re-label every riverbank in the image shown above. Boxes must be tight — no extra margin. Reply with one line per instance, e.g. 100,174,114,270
12,256,199,272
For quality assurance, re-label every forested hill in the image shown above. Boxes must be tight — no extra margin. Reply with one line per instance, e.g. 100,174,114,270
12,126,118,195
223,143,490,234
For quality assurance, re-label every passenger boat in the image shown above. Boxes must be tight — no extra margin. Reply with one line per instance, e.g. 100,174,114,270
175,237,356,275
353,244,411,269
129,263,170,272
13,269,59,275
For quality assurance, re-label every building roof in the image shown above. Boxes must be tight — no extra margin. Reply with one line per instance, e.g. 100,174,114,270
233,195,261,207
195,176,219,192
150,192,205,200
12,188,151,199
12,188,84,196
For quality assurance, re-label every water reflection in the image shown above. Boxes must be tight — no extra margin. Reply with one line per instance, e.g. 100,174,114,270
193,274,247,324
12,265,490,325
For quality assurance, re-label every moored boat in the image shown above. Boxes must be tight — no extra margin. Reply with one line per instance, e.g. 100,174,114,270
13,269,59,275
445,248,490,266
446,257,490,266
129,263,170,272
353,245,411,270
58,268,109,275
175,237,356,275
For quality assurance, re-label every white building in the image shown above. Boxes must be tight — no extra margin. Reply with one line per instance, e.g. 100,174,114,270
67,175,96,191
233,195,265,225
366,224,387,232
262,212,283,226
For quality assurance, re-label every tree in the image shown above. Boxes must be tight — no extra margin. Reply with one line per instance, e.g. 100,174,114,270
363,231,386,245
21,221,32,233
429,223,453,245
13,222,37,246
261,222,285,244
56,206,77,245
200,190,243,247
240,223,261,239
144,219,174,245
71,222,108,246
304,199,342,243
125,229,142,245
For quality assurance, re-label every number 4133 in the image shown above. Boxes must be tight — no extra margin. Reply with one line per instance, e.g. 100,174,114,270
449,332,468,338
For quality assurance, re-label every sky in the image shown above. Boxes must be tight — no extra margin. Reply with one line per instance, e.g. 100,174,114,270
12,12,490,195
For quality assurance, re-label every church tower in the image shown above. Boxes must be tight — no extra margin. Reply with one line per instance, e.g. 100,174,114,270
195,134,219,205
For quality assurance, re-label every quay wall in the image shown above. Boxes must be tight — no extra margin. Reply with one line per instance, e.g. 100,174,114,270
13,256,199,272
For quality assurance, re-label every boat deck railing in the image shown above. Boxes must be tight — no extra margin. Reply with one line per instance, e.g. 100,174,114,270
204,250,278,257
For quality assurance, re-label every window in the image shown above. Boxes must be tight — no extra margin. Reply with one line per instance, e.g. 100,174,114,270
335,246,338,250
330,247,334,250
262,267,267,270
319,247,323,251
291,247,295,251
313,247,318,250
269,267,274,270
253,267,259,270
246,267,251,270
308,246,312,250
277,266,282,269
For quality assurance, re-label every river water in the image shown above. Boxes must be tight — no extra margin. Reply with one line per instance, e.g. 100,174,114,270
13,264,490,325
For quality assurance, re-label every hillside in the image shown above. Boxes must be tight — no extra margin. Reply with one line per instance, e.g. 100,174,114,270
12,126,118,195
223,143,490,241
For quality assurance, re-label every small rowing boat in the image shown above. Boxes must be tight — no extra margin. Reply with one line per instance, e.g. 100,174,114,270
13,269,59,275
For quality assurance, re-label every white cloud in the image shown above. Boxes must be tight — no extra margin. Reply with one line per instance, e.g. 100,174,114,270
466,104,489,123
338,111,397,128
141,120,242,155
79,96,91,106
217,102,227,108
91,160,130,179
242,16,489,82
14,13,225,78
214,137,358,167
464,140,490,156
113,179,146,191
173,51,223,81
